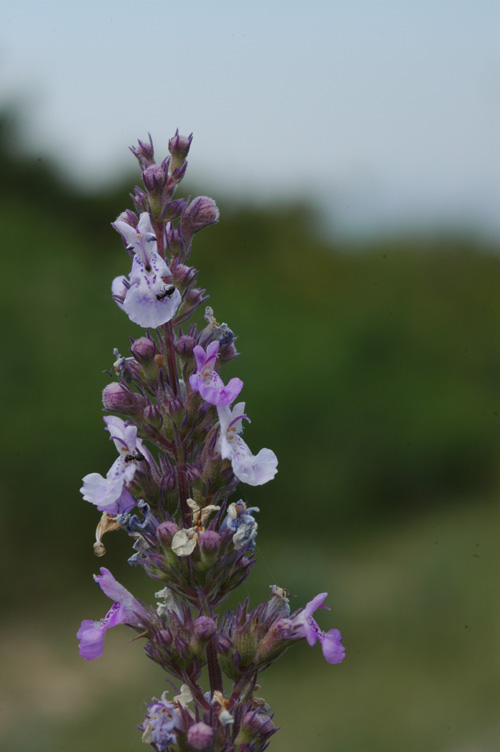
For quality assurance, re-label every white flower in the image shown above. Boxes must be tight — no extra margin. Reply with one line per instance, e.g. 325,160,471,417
80,416,144,514
217,403,278,486
112,212,181,328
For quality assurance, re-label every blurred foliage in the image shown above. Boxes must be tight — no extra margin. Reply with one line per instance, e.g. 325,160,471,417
1,110,500,609
2,110,499,752
2,496,498,752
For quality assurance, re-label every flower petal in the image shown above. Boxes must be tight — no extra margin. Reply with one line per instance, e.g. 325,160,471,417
230,439,278,486
320,629,345,664
77,619,107,660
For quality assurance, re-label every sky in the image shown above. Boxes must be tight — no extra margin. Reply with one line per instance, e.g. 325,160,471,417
1,0,499,237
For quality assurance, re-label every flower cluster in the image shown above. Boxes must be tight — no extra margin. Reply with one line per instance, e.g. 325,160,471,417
78,131,344,751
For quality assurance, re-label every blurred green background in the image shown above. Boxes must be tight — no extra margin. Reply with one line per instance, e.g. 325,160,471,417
1,110,499,752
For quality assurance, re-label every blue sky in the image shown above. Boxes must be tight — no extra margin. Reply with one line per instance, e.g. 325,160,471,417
1,0,499,236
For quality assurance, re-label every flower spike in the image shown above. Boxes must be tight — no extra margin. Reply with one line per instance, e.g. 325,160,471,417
77,130,345,750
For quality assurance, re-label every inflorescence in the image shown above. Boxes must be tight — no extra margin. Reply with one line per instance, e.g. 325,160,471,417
77,130,345,752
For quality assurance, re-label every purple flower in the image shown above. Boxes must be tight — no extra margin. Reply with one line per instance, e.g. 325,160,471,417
217,402,278,486
141,697,179,750
189,340,243,406
112,212,181,328
291,593,345,664
77,568,144,659
80,416,144,514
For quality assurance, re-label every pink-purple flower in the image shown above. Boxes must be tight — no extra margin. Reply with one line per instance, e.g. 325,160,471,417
77,568,145,660
80,416,144,514
189,340,243,406
291,592,345,664
217,402,278,486
112,212,181,328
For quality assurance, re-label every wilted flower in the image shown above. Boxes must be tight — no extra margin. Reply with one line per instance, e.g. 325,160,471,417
171,498,221,556
222,500,259,550
141,692,184,750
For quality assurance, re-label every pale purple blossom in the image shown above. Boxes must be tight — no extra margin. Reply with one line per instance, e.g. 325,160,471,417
291,592,345,664
77,568,144,660
189,340,243,406
112,212,181,328
141,687,191,749
217,402,278,486
80,416,144,514
141,696,181,750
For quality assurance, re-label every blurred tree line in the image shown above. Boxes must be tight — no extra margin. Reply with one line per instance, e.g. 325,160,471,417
1,112,499,607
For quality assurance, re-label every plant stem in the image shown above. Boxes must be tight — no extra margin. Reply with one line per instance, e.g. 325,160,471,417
206,639,223,695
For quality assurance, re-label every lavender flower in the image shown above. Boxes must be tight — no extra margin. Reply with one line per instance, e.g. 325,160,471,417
290,592,345,664
141,691,187,749
77,568,145,659
189,340,243,406
217,402,278,485
112,212,181,328
77,131,345,751
80,416,144,513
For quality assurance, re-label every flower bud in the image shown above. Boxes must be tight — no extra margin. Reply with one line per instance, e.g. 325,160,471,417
215,633,232,654
187,722,213,750
143,404,163,429
168,129,193,169
142,164,167,192
182,196,219,236
102,383,140,416
157,521,179,545
174,335,196,358
198,530,220,554
130,135,155,168
185,287,207,306
131,337,157,364
196,530,221,572
130,186,148,213
235,711,276,747
160,470,177,493
166,221,182,253
218,341,239,363
160,198,188,222
241,712,275,735
170,161,188,184
194,616,217,641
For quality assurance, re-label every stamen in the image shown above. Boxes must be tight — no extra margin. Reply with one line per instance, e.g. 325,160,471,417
228,413,249,432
